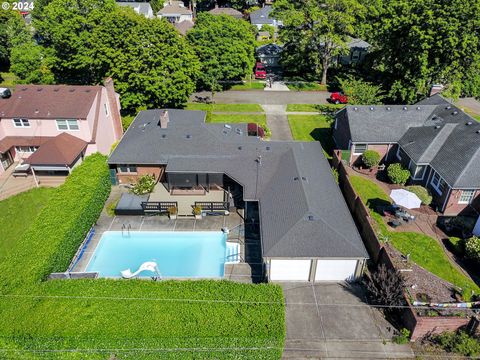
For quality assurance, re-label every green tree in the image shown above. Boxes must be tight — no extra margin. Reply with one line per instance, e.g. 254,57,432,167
338,75,384,104
0,11,30,68
187,13,255,91
273,0,365,84
9,41,54,84
369,0,480,102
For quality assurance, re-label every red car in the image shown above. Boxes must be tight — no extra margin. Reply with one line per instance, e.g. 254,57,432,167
254,62,267,79
329,92,348,104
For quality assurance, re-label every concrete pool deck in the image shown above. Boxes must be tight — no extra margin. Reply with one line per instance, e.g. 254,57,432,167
70,208,253,281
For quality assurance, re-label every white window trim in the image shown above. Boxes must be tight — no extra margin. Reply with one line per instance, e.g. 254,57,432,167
13,118,30,128
430,171,445,195
117,165,137,174
409,160,427,181
56,119,79,131
352,143,368,155
458,190,475,205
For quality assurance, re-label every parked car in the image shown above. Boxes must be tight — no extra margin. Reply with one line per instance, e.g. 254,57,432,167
329,92,348,104
254,62,267,79
0,88,12,99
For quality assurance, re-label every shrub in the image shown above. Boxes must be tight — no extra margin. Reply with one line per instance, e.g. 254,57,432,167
465,236,480,263
364,264,406,312
362,150,381,168
0,153,111,285
407,185,432,205
106,199,119,217
193,205,202,215
392,328,410,344
434,331,480,356
447,237,465,257
131,174,156,195
332,167,339,184
387,163,410,185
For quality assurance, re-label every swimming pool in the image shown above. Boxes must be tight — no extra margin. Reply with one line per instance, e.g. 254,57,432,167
86,231,231,278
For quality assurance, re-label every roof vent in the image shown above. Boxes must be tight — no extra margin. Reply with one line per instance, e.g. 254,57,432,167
36,88,43,92
85,89,91,93
307,215,315,221
21,87,27,91
235,128,243,135
446,105,451,110
34,109,39,114
53,88,60,92
370,107,374,111
466,121,473,126
435,125,441,129
266,146,270,151
161,134,167,138
301,176,307,181
453,110,458,115
386,106,391,111
416,106,421,110
477,130,480,134
186,134,191,139
69,89,75,92
238,146,242,150
353,107,358,111
293,176,299,181
403,106,408,111
224,124,231,129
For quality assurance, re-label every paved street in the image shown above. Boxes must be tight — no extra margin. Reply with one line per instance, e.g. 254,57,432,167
457,97,480,116
191,90,330,104
281,282,414,359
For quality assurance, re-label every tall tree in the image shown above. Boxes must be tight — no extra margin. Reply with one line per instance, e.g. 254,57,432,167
0,11,30,68
187,13,255,91
338,75,384,104
369,0,480,102
273,0,365,84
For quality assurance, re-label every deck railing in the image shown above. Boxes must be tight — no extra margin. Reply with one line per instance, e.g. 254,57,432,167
195,201,229,212
141,201,178,213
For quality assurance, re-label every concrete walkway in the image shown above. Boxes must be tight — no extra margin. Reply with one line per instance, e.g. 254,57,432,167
191,90,330,105
262,104,292,141
282,282,414,359
264,81,290,91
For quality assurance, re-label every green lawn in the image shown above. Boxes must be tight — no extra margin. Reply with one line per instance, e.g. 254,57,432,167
0,156,285,358
0,188,55,261
288,114,334,158
210,113,267,127
229,81,265,90
0,72,18,88
185,103,263,113
350,175,480,297
286,104,345,113
121,115,135,131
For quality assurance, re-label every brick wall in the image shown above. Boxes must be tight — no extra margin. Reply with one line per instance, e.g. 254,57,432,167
116,166,165,184
333,150,477,341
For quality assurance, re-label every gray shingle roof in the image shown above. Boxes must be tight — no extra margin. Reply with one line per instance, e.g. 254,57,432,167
117,2,154,17
340,95,480,188
109,109,368,259
250,6,277,25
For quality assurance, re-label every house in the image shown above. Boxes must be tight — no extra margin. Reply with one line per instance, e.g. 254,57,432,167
0,79,123,175
336,38,371,65
174,19,194,35
208,5,243,19
116,2,155,18
256,43,282,70
108,109,368,282
333,94,480,216
157,1,193,23
249,5,282,30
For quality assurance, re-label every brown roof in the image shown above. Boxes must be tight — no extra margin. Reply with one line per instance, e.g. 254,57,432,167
0,136,54,154
25,133,87,166
208,6,243,18
0,85,101,119
158,1,192,15
174,20,194,35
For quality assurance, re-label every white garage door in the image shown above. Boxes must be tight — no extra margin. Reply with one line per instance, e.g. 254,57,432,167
315,260,358,281
270,259,311,281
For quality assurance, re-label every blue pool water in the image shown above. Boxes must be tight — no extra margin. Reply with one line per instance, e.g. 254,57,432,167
86,231,227,278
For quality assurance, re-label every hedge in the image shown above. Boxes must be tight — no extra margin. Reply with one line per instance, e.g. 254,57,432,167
0,153,111,287
362,150,381,168
0,153,286,358
407,185,432,205
387,163,410,185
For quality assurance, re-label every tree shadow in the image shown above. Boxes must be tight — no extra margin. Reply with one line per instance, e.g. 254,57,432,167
310,128,334,155
366,198,392,216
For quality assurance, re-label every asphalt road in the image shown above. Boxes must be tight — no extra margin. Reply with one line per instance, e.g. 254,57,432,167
191,90,331,104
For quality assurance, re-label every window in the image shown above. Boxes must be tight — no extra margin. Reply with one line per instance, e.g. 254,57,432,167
13,119,30,127
409,161,426,180
352,143,367,155
351,50,360,61
117,165,137,173
15,146,38,153
459,190,475,204
56,119,79,131
430,171,447,195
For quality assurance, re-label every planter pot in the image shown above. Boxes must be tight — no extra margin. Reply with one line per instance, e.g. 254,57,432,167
195,214,202,220
169,214,177,220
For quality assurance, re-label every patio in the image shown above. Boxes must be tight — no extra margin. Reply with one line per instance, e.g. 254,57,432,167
149,182,226,215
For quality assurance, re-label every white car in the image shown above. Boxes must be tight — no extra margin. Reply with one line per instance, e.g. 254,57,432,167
0,87,12,98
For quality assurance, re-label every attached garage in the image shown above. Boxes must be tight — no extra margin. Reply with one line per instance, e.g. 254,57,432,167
268,259,364,282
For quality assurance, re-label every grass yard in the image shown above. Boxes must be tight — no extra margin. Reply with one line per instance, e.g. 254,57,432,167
0,188,55,261
229,81,265,90
122,115,135,131
185,103,263,113
0,72,18,88
0,155,285,359
286,104,345,113
350,175,480,296
288,114,334,158
285,82,328,91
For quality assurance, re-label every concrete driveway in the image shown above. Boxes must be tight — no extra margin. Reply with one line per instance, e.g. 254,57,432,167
281,282,414,359
191,90,330,104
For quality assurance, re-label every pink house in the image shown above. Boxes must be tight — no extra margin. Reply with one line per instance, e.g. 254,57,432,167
0,78,123,175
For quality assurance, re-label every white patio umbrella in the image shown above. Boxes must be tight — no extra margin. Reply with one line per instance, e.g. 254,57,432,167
390,189,422,209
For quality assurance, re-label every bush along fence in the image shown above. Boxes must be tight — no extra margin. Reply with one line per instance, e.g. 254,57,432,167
332,150,478,341
0,153,111,288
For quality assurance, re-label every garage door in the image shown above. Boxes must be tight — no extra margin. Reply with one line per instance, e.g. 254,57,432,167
315,260,358,281
270,260,311,281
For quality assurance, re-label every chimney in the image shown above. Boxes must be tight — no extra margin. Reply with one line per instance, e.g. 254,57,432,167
160,110,169,128
104,78,123,140
214,1,218,9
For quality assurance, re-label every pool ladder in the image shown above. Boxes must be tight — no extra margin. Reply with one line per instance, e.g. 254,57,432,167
122,224,131,237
